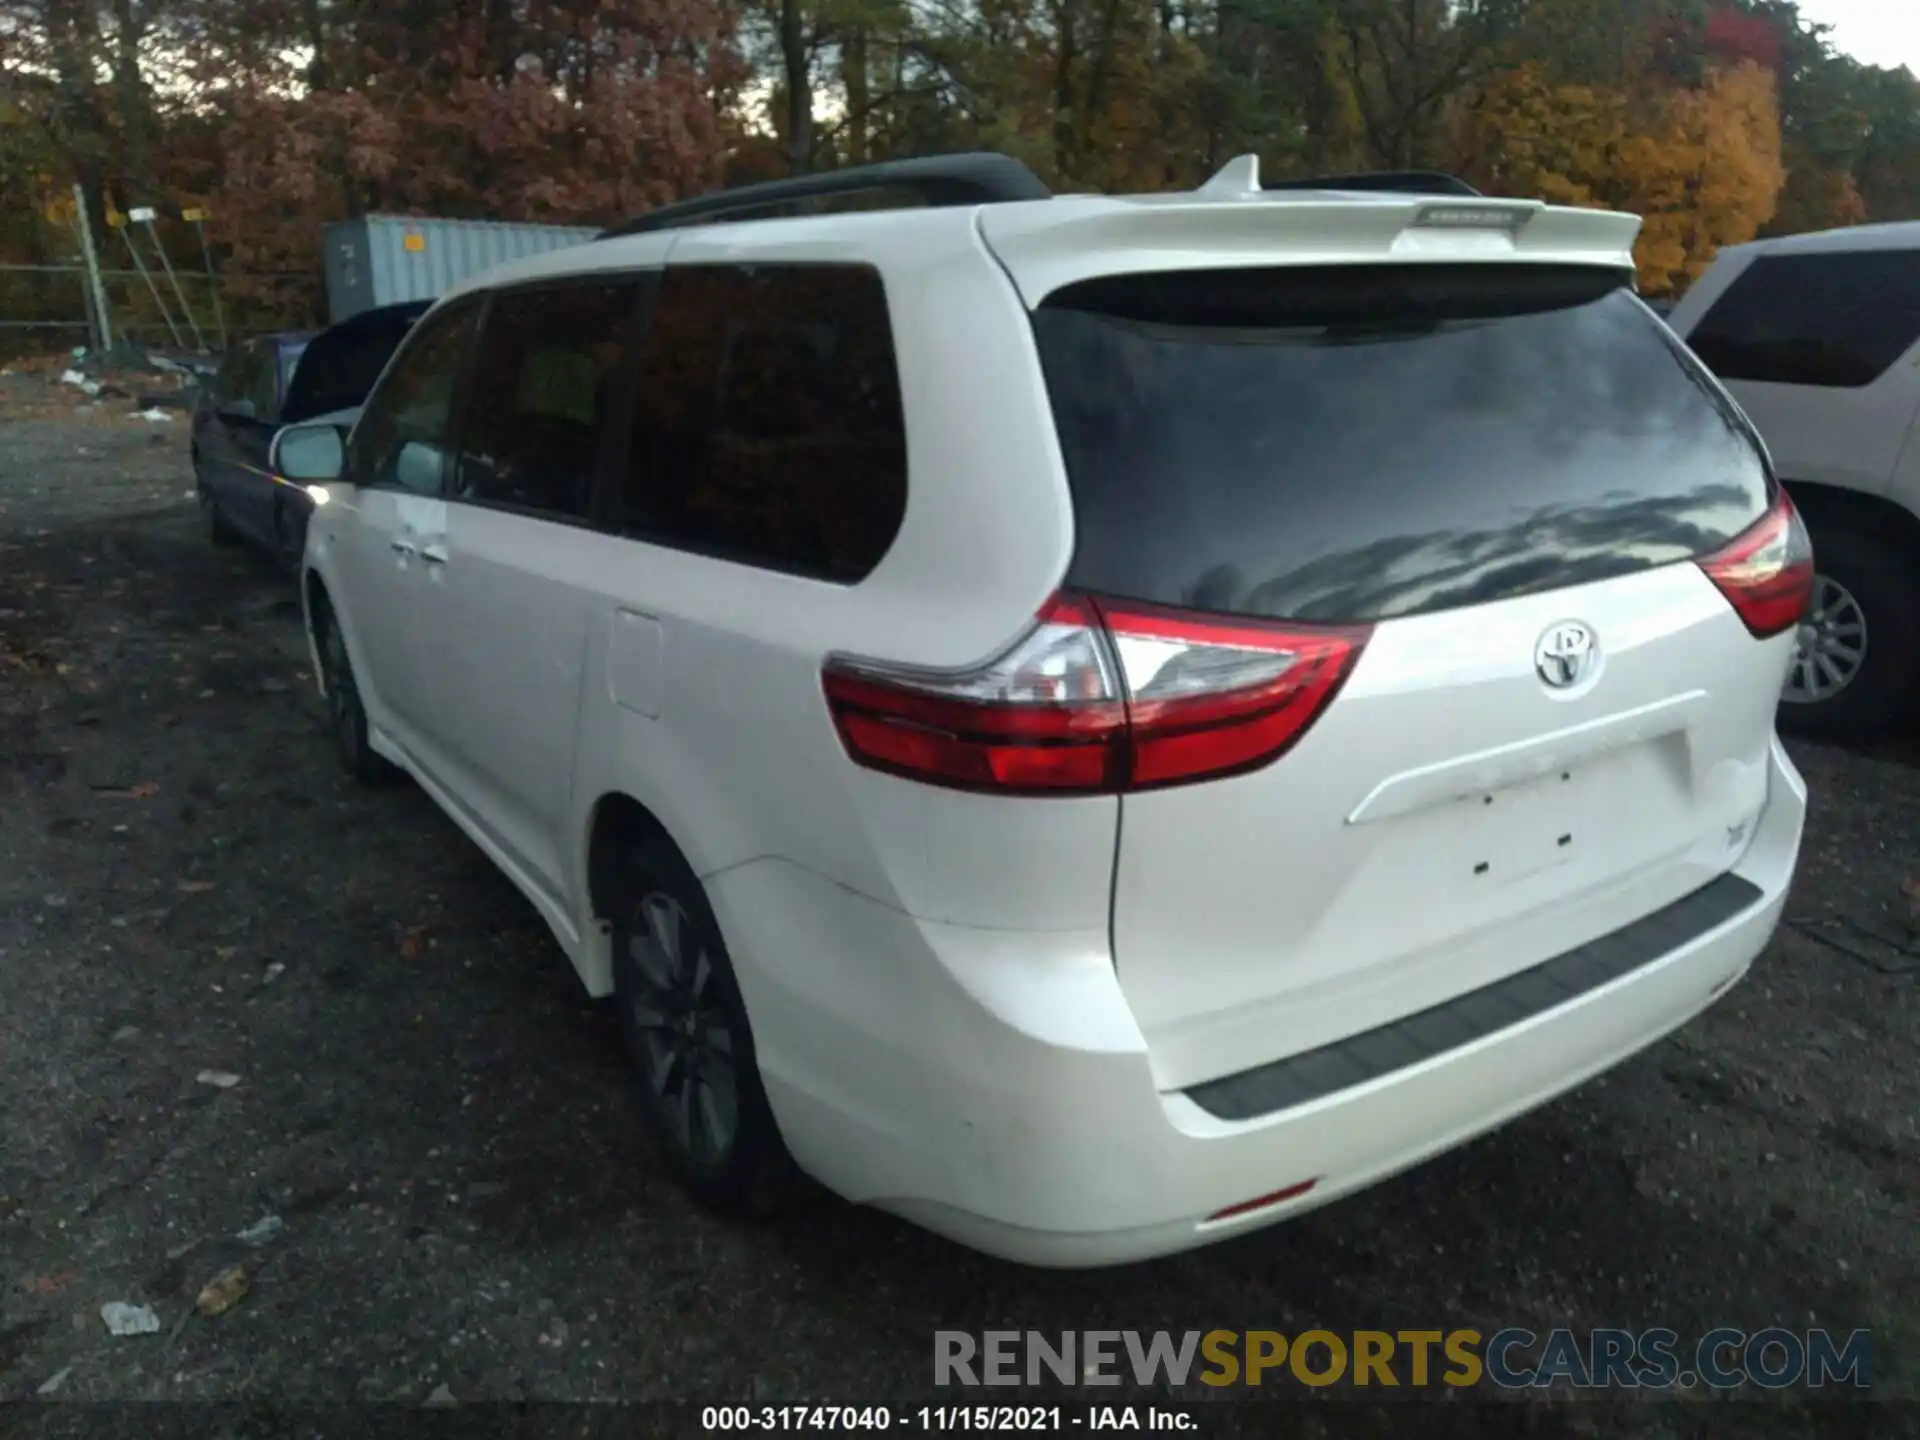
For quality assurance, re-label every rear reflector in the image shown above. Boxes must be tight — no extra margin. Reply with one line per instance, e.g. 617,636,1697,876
822,594,1369,795
1696,490,1814,639
1206,1178,1319,1222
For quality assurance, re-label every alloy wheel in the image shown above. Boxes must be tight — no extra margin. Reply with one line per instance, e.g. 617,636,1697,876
1784,573,1867,705
623,891,740,1165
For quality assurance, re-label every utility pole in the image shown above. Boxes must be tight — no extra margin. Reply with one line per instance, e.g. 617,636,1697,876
71,183,114,354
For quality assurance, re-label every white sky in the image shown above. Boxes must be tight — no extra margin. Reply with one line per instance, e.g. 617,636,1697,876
1796,0,1920,76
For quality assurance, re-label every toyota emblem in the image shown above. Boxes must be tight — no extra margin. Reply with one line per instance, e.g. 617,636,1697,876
1535,621,1598,690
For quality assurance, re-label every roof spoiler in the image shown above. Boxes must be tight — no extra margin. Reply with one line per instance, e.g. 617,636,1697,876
599,153,1053,239
597,151,1484,241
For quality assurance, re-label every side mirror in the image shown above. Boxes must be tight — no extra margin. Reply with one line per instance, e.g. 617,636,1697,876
219,397,257,421
272,421,346,483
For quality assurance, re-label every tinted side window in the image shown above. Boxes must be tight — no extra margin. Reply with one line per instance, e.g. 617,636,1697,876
346,299,480,494
622,264,907,582
217,344,266,416
1687,250,1920,388
453,281,645,521
249,343,283,422
211,345,248,408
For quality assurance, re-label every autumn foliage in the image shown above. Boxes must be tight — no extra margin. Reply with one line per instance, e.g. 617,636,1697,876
1460,58,1787,293
1704,7,1785,72
0,0,1917,336
210,3,742,312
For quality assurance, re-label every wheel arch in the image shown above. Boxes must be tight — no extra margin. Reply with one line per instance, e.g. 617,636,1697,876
585,790,688,924
581,788,726,1002
1775,480,1920,741
1782,481,1920,560
300,553,369,706
302,566,334,695
303,565,331,624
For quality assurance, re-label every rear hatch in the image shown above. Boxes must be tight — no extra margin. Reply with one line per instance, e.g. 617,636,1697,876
1024,261,1799,1090
281,300,431,425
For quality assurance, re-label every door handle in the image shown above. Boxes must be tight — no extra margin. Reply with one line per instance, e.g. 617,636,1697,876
391,538,417,557
420,543,449,565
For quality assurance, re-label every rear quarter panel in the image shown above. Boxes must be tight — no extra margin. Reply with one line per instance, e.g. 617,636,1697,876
1892,387,1920,512
1716,370,1915,497
565,213,1114,943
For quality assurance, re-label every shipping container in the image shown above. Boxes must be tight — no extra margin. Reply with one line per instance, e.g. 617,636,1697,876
322,215,600,324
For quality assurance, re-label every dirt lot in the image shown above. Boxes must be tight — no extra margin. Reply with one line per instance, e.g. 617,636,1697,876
1,377,1915,1433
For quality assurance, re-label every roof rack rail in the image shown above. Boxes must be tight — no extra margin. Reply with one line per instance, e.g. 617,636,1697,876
599,152,1052,239
1262,169,1483,197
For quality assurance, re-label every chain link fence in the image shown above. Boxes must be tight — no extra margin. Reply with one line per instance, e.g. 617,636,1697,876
0,253,320,365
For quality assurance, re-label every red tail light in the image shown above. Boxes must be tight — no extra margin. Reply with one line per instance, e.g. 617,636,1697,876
821,594,1370,795
1697,491,1814,639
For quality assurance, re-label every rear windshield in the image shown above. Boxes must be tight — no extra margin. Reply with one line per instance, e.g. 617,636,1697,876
1033,264,1772,625
280,340,309,392
282,305,427,424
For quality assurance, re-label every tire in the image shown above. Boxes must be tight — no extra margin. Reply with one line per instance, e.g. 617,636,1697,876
200,484,239,547
610,832,791,1215
313,603,398,786
1777,522,1920,744
272,496,305,575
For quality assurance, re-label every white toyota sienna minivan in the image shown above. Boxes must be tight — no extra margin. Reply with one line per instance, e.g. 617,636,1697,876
274,153,1810,1267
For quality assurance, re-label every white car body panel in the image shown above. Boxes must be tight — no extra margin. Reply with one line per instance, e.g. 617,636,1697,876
316,486,444,760
301,169,1807,1265
1114,562,1788,1090
427,503,597,896
1666,222,1920,500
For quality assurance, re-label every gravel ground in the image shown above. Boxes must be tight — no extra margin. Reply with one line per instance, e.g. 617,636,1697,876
1,378,1915,1435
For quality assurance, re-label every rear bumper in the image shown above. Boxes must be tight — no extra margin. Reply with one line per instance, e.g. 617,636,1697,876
711,738,1804,1268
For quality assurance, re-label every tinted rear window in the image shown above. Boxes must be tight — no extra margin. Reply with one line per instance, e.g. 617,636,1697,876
1685,249,1920,389
279,340,308,394
283,304,430,423
1034,265,1772,625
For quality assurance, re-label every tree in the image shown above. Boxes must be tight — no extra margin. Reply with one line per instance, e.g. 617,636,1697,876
0,0,170,220
1324,0,1525,169
1643,59,1786,289
882,0,1219,191
0,0,1915,355
1458,56,1783,293
206,0,744,313
1852,63,1920,222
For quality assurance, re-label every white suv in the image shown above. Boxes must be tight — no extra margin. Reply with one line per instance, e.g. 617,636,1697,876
274,154,1809,1267
1666,222,1920,741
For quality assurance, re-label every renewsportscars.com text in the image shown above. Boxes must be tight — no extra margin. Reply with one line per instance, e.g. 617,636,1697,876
934,1328,1872,1391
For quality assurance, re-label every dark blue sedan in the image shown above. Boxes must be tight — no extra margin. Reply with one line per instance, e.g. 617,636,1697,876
191,301,430,568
